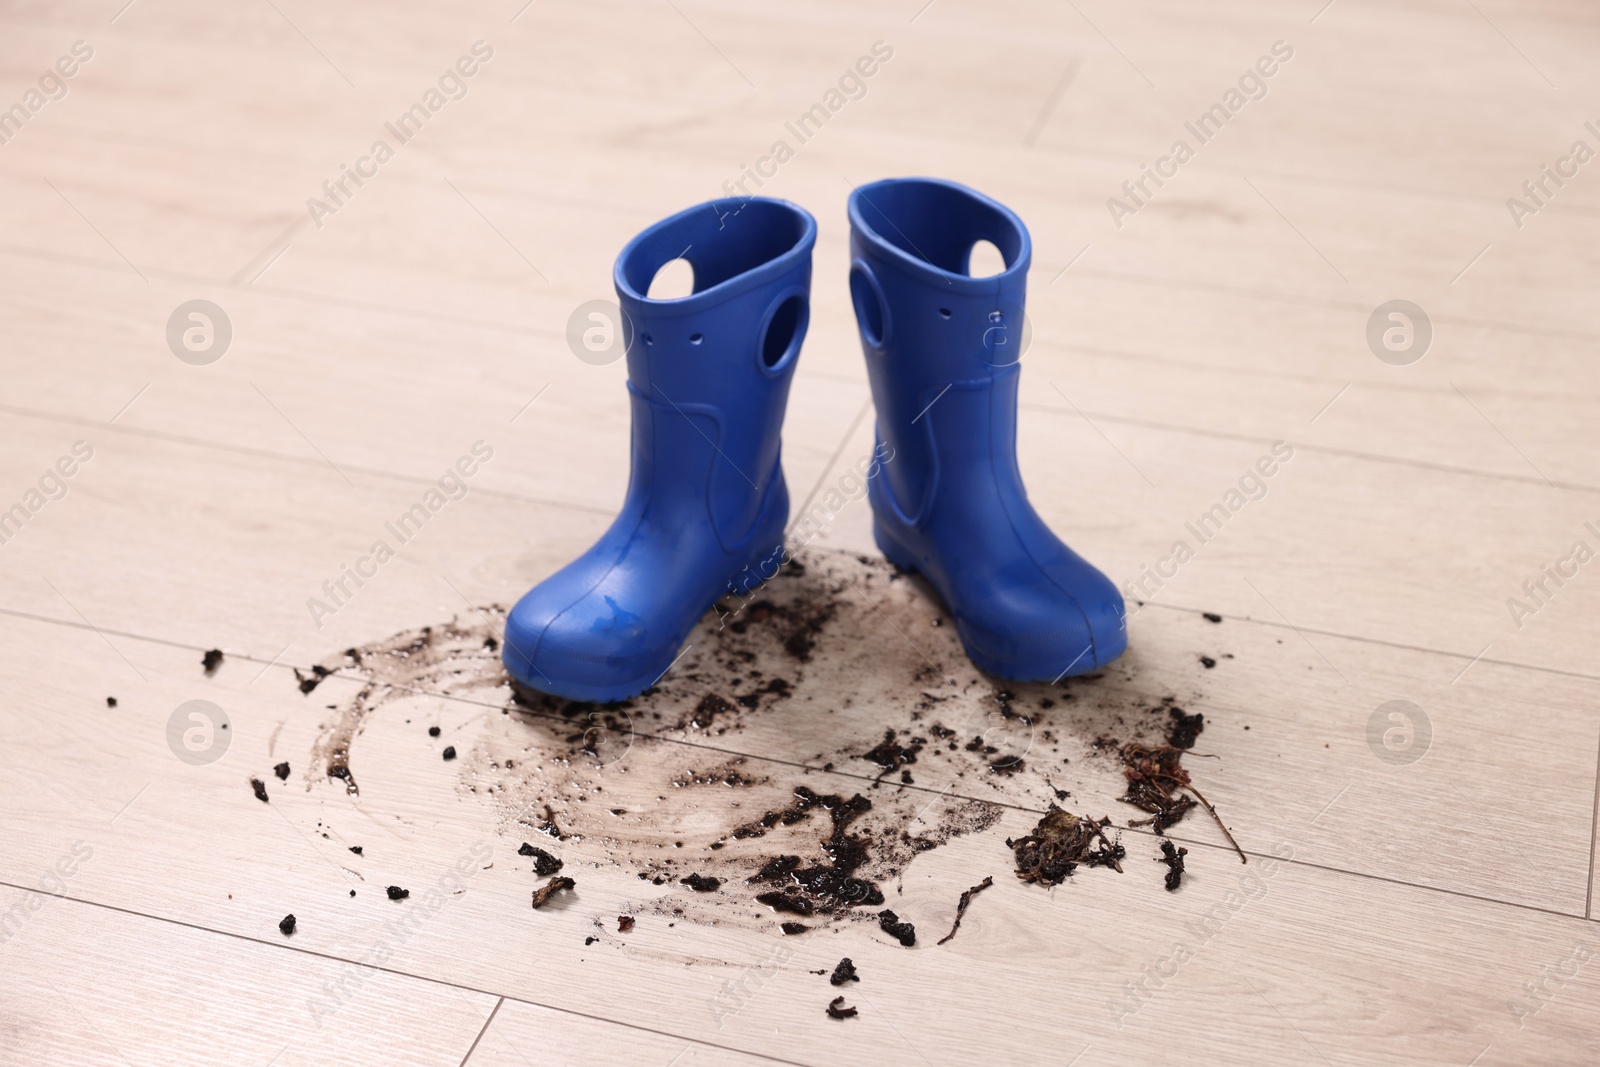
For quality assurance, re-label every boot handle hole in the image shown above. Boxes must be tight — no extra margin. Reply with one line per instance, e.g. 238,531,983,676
849,262,889,349
758,293,807,370
647,257,696,299
966,239,1006,278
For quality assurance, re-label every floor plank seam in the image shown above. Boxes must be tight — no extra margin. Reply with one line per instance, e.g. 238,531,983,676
1587,725,1600,922
0,404,617,518
2,886,814,1067
455,997,503,1067
4,236,1597,347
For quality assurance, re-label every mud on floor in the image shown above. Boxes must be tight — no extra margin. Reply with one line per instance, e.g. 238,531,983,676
302,549,1234,934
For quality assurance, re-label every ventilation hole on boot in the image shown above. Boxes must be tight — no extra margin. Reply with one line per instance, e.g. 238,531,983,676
647,257,694,299
938,308,952,319
689,333,704,345
641,333,653,346
967,239,1006,278
759,294,807,369
849,264,886,348
989,310,1003,323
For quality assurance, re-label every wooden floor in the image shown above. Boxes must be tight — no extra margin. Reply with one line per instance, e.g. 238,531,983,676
3,0,1599,1063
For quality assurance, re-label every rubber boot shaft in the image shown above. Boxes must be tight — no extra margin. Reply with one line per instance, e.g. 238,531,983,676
847,177,1126,680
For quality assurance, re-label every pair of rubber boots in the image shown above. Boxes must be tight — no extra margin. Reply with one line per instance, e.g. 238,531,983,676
504,178,1127,703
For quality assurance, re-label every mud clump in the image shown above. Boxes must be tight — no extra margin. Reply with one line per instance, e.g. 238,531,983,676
1159,840,1187,891
877,910,915,947
531,876,575,909
680,874,721,892
1167,707,1205,750
278,914,295,936
830,958,859,985
689,693,736,731
518,843,563,876
202,648,224,675
826,996,858,1020
1121,737,1245,863
294,664,331,694
1008,808,1124,886
386,886,409,901
273,762,290,781
250,777,269,803
1120,745,1198,833
860,728,923,772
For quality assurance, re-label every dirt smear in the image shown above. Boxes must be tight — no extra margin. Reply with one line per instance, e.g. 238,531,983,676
303,549,1233,935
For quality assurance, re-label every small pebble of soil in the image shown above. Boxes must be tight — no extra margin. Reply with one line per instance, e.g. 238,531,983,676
518,843,563,876
442,746,456,761
273,762,290,781
386,886,410,900
250,778,269,803
618,915,635,932
1203,612,1223,623
781,922,809,935
428,726,441,737
1199,656,1217,669
202,648,224,674
877,910,915,947
531,876,575,909
105,697,117,708
278,914,295,936
826,996,858,1020
830,958,859,986
349,845,363,855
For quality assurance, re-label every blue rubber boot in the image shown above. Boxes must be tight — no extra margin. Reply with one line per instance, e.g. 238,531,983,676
504,198,815,702
847,178,1126,681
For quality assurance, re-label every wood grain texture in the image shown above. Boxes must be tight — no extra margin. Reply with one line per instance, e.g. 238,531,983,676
2,0,1598,1063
